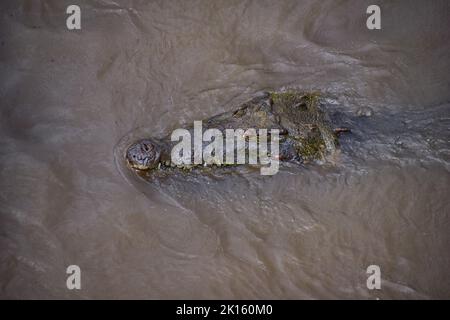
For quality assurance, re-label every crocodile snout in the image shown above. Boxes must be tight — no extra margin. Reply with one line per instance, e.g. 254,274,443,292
126,139,161,170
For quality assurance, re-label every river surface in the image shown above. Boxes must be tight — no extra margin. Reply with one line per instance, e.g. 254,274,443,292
1,0,449,299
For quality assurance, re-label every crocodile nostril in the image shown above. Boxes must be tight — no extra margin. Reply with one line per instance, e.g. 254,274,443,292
142,143,154,152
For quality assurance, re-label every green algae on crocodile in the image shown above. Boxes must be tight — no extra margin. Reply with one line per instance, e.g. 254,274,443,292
125,91,349,175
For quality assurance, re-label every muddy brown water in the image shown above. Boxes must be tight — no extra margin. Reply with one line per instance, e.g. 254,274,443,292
0,0,449,299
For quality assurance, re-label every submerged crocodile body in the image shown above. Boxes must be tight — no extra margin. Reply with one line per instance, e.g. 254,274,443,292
125,91,348,176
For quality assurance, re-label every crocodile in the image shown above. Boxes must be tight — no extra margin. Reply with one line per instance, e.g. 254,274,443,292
125,91,349,176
